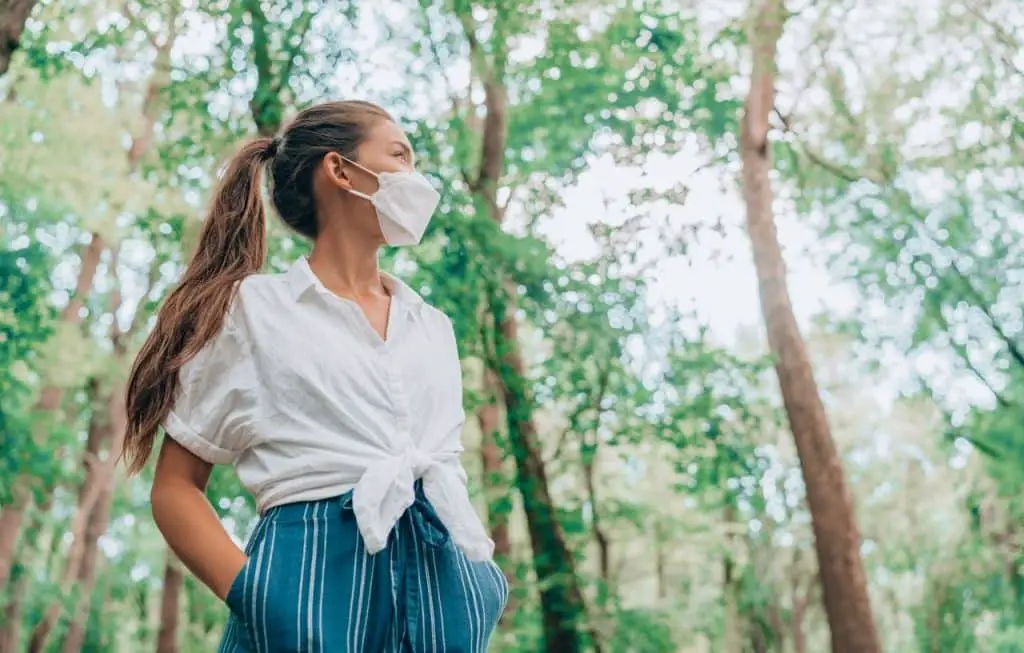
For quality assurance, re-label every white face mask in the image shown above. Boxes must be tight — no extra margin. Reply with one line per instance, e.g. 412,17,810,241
342,157,440,246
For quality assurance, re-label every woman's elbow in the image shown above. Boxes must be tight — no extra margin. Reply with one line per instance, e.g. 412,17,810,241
149,439,212,524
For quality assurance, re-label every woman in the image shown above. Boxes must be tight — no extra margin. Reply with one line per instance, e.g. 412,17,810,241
123,100,508,652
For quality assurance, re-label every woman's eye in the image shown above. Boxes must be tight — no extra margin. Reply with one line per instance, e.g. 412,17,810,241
394,151,408,161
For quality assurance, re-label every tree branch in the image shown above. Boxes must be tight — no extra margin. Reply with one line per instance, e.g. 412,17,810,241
774,108,887,184
271,0,319,98
120,0,160,49
962,0,1024,77
948,256,1024,371
415,0,460,106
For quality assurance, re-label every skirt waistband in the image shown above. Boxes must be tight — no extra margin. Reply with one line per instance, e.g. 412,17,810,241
255,481,448,549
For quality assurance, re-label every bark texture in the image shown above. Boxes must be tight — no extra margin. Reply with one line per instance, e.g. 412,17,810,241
739,1,881,651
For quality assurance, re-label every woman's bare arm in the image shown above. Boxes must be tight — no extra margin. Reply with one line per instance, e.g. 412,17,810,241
151,439,247,601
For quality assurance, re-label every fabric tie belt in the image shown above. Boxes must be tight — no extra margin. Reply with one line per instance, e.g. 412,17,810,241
351,447,494,561
342,481,450,548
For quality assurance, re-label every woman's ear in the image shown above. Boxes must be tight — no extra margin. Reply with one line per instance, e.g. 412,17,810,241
322,152,352,190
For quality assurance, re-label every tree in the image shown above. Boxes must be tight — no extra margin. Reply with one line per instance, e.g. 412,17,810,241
739,0,880,650
411,3,739,647
771,0,1024,637
456,5,590,650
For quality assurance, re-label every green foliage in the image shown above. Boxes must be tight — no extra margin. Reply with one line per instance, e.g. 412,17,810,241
2,0,1022,651
0,238,56,505
605,607,676,652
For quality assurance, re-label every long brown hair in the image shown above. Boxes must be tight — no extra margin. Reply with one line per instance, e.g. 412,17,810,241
122,100,393,473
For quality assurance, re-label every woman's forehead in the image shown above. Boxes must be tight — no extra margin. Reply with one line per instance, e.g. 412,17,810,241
366,119,409,147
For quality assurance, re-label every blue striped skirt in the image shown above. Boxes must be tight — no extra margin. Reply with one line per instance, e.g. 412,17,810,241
218,484,509,652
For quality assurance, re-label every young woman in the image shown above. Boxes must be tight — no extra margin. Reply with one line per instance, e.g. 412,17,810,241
123,101,508,652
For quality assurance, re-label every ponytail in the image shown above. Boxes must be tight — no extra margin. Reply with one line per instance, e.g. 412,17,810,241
122,137,274,473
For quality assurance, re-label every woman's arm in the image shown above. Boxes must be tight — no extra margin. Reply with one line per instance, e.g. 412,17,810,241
151,438,247,601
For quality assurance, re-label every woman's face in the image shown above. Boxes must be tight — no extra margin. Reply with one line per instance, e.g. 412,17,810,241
316,119,417,243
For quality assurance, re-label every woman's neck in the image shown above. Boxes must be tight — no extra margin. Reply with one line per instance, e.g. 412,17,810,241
307,231,386,300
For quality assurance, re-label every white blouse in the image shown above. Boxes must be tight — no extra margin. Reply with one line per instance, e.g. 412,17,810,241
163,257,493,561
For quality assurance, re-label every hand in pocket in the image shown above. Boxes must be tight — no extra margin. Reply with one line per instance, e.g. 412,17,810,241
223,556,250,612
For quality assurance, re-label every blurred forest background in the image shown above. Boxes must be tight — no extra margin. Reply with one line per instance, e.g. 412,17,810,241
1,0,1023,651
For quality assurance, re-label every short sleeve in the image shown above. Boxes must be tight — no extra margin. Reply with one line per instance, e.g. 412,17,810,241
163,312,257,465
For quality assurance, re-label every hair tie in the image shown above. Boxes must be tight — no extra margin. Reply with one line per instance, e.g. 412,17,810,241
266,136,282,158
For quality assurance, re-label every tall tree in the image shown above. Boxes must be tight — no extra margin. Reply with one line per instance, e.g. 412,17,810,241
452,4,588,650
154,555,184,653
57,389,122,653
739,0,880,651
475,368,515,619
412,3,738,647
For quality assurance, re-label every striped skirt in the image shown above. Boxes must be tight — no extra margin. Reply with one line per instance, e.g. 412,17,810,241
218,484,509,653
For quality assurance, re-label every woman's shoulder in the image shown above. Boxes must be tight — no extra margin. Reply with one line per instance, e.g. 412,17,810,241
418,302,455,331
235,271,291,308
218,272,291,337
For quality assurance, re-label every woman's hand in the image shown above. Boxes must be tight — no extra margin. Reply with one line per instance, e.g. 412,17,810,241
218,555,249,602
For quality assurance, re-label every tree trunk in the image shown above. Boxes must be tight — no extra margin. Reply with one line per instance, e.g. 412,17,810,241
582,365,613,595
654,529,667,600
0,0,38,77
59,388,125,653
58,516,108,653
17,8,178,637
63,572,112,653
792,598,807,653
584,463,610,589
739,2,880,652
60,615,86,653
155,557,184,653
29,243,131,653
0,491,54,652
580,429,611,648
0,501,26,600
0,233,105,592
766,600,785,653
458,7,587,648
28,383,124,653
477,369,515,621
0,561,27,653
244,0,318,136
723,505,741,653
493,312,587,651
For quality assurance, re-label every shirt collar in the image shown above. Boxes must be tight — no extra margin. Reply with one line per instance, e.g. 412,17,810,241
285,257,425,314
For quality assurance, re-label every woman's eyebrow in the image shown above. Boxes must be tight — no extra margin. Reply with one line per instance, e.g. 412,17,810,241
391,140,413,155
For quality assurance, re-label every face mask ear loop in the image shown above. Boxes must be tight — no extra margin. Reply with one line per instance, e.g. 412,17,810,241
338,154,379,202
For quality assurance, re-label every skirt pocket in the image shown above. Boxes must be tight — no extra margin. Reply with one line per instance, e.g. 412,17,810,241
229,509,325,652
224,558,251,616
220,498,354,653
223,514,280,650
